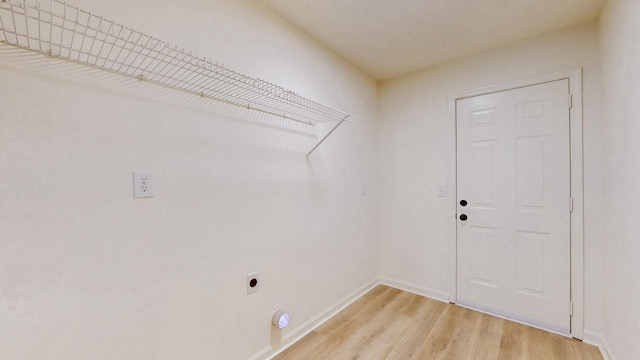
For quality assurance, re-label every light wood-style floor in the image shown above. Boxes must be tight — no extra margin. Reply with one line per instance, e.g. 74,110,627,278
275,285,602,360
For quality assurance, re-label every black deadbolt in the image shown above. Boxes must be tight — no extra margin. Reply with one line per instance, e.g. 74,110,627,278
250,278,258,288
459,214,468,221
460,200,468,207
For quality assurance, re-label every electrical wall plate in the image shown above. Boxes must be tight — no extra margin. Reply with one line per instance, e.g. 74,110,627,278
133,171,154,198
247,272,260,294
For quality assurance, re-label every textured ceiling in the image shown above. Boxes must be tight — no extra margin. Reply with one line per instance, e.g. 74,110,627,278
261,0,605,80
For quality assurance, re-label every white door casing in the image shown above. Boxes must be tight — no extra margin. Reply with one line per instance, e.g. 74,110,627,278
456,80,571,334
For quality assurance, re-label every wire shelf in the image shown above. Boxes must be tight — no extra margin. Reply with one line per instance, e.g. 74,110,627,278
0,0,355,156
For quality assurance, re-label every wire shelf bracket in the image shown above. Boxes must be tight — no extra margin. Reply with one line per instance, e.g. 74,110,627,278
0,0,356,157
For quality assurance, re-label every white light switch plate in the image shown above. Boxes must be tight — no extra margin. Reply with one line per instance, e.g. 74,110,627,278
133,171,154,198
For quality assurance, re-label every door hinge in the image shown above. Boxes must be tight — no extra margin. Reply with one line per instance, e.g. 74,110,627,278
569,198,574,213
569,301,574,316
568,94,573,109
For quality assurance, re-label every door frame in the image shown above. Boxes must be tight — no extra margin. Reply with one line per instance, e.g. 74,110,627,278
446,68,584,339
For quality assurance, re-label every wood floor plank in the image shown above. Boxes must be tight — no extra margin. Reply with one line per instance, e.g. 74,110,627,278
350,291,415,353
416,304,463,359
440,306,485,360
470,313,504,360
550,332,580,360
525,326,558,360
498,319,527,360
384,297,447,359
305,319,364,359
274,285,602,360
348,287,403,326
274,331,326,360
353,313,413,360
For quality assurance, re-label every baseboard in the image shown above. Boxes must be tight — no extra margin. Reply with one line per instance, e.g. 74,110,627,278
379,277,450,303
583,331,617,360
247,278,380,360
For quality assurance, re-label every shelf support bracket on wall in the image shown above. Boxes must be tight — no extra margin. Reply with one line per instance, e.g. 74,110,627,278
306,116,348,158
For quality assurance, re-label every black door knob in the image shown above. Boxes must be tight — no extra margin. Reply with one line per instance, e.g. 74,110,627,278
459,214,468,221
460,200,468,207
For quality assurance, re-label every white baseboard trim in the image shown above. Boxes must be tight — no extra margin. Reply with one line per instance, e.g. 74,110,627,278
379,277,450,303
583,331,617,360
247,278,380,360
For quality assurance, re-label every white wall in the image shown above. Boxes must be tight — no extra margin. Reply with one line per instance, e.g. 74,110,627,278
600,1,640,359
378,22,603,335
0,1,379,359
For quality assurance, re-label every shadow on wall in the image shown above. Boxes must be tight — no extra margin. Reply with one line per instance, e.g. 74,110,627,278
0,44,318,138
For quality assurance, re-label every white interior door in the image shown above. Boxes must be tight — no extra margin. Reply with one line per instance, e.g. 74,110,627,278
456,80,571,334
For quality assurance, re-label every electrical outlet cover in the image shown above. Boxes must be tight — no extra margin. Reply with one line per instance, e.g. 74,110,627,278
133,171,154,198
247,272,260,294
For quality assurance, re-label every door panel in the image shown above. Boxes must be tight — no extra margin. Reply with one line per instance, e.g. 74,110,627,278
468,226,498,286
516,136,546,208
516,231,546,295
470,140,496,206
456,80,571,334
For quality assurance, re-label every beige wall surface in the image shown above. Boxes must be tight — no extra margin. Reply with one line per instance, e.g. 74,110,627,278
8,0,638,358
0,1,379,359
378,21,603,336
600,0,640,359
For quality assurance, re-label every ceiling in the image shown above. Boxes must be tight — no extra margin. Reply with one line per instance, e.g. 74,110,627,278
260,0,605,80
